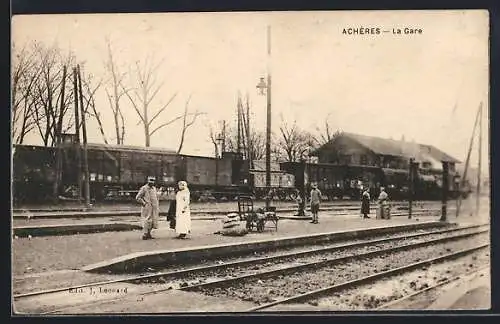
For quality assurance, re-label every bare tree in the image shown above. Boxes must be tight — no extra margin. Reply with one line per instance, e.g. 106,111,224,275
122,56,180,147
27,43,77,147
177,95,204,154
210,122,266,162
11,42,41,144
247,130,266,162
208,126,218,157
104,38,129,144
80,71,106,144
313,113,343,147
277,115,314,162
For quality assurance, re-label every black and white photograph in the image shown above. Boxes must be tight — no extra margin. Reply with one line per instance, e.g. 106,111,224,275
11,10,490,314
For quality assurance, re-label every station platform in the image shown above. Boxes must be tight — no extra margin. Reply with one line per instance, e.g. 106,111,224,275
11,209,446,237
81,217,451,273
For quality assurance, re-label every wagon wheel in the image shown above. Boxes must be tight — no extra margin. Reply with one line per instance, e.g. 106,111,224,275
246,219,254,231
257,220,265,232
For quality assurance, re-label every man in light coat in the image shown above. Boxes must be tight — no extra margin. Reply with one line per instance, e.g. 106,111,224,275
136,176,160,240
309,183,322,224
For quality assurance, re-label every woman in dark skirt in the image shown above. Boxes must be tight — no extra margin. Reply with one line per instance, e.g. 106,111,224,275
166,187,178,229
361,187,371,219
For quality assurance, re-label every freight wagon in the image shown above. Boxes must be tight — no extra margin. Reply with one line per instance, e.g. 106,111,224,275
12,143,250,204
248,161,295,200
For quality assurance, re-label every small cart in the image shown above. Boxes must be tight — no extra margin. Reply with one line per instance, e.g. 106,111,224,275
237,195,278,232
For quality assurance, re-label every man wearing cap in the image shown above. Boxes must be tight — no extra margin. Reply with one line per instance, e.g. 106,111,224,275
309,183,322,224
136,176,160,240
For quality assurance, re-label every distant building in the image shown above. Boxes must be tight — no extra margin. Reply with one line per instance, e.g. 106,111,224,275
310,132,461,177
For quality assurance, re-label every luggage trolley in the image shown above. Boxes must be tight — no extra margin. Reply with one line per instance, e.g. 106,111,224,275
237,195,278,232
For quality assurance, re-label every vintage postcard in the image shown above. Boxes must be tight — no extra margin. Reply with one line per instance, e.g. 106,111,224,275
11,10,490,314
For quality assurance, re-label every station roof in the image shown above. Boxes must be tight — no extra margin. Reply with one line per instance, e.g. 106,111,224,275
311,132,461,163
85,143,177,155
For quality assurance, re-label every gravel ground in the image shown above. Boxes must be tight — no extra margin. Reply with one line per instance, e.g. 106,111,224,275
135,226,484,288
16,237,489,314
192,234,489,305
265,249,490,311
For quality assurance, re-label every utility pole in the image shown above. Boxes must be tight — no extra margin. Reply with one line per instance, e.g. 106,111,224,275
77,65,91,207
237,95,242,156
456,102,482,217
246,94,252,169
265,25,272,210
53,66,67,202
73,67,82,203
222,120,226,153
476,103,483,216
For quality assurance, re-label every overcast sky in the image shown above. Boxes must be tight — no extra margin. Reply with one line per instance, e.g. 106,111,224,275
12,10,489,175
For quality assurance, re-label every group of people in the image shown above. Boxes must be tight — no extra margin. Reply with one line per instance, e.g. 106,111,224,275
361,186,390,219
135,177,191,240
295,183,391,222
294,183,323,224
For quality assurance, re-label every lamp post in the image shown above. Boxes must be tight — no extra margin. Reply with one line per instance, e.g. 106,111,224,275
256,25,272,210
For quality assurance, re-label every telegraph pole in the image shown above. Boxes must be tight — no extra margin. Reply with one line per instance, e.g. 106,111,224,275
456,102,482,217
77,65,91,207
53,66,67,202
73,67,82,203
476,103,483,216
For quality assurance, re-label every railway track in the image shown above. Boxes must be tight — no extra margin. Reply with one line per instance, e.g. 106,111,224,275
13,223,488,313
374,264,490,311
13,200,454,215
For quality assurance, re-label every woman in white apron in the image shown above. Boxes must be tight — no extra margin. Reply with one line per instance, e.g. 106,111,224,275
175,181,191,239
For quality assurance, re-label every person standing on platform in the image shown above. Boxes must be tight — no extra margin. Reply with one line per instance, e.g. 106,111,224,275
175,181,191,239
361,187,371,219
310,183,322,224
166,187,177,230
377,187,389,219
136,176,160,240
295,189,306,216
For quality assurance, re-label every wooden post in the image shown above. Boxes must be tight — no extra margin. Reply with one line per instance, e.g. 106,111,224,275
408,158,414,219
77,65,91,207
440,161,449,221
73,67,82,203
53,66,67,201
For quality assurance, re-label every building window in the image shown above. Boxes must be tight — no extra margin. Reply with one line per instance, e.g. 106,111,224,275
360,155,367,165
422,162,431,169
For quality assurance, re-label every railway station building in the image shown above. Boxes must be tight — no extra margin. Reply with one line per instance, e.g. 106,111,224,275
309,132,462,198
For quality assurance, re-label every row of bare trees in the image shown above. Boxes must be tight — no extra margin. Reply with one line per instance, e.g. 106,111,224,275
98,39,203,152
12,42,78,146
12,40,203,152
209,96,342,164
